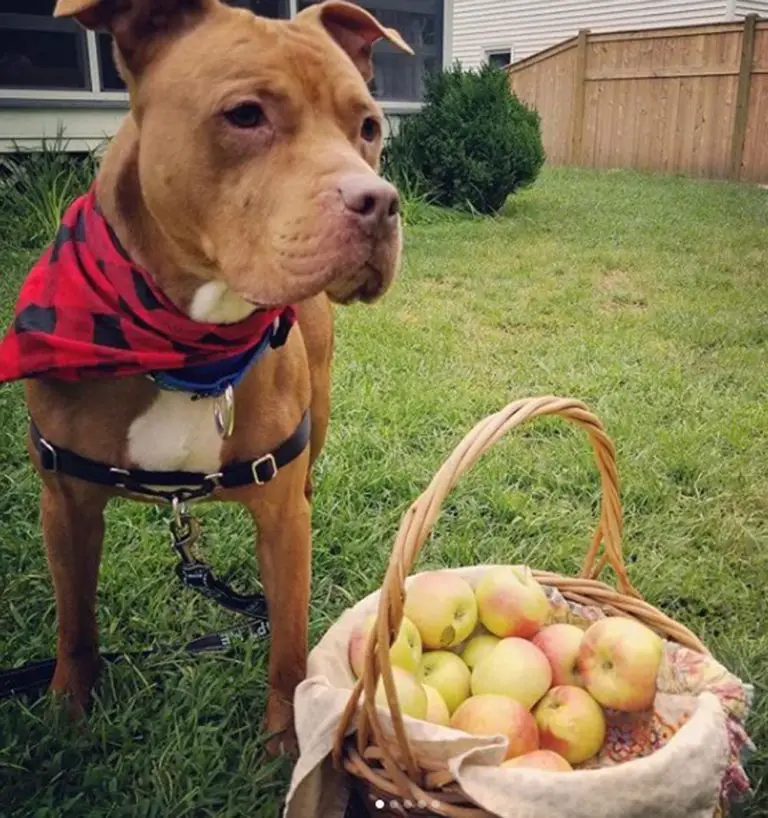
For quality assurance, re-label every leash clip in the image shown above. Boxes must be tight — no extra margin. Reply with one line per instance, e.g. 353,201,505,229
170,498,201,564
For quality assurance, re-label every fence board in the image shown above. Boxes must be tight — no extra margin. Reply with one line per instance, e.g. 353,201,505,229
507,18,767,182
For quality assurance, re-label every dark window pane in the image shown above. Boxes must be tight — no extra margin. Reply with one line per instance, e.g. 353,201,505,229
97,33,126,91
298,0,443,102
488,51,511,70
0,24,89,90
225,0,290,16
4,1,53,15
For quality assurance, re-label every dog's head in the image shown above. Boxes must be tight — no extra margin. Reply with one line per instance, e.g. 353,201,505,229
54,0,412,309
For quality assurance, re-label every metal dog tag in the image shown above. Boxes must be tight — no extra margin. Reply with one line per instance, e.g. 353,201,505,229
213,384,235,439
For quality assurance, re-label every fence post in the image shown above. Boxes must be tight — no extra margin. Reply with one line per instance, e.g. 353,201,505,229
729,14,758,180
570,29,589,165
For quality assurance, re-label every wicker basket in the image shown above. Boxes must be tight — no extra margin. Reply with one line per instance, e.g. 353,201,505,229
332,396,711,818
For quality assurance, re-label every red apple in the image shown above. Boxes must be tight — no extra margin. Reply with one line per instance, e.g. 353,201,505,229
533,685,606,765
500,750,573,772
451,694,539,760
475,565,550,639
578,617,663,712
532,624,586,687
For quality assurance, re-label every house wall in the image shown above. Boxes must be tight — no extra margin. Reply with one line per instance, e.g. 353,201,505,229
453,0,733,68
735,0,768,14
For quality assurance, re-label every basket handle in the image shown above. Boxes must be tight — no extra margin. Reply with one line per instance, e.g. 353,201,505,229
334,398,638,783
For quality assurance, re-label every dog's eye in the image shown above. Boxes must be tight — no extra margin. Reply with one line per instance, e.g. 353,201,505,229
360,116,380,142
224,103,266,129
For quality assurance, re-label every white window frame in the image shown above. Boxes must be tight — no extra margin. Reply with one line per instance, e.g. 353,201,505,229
0,0,452,110
482,45,514,70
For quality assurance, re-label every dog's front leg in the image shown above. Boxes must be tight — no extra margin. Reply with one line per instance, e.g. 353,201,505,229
241,450,311,758
41,478,109,715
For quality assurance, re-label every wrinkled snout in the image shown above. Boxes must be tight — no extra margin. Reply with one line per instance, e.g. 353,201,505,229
338,173,400,236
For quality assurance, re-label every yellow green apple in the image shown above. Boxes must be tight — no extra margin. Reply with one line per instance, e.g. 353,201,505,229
417,650,471,714
532,623,586,687
404,571,478,649
475,565,551,639
374,666,428,720
501,750,573,772
450,694,539,760
423,683,451,726
578,617,663,712
533,685,606,765
460,633,500,670
348,614,422,678
471,637,552,709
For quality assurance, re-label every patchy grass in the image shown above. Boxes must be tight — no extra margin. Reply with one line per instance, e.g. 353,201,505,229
0,167,766,816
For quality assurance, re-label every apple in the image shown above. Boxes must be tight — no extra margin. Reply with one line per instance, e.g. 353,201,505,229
404,572,478,650
373,666,428,720
423,683,451,726
471,637,552,709
460,633,500,670
532,624,586,687
501,750,573,772
578,617,663,712
348,614,422,678
475,565,551,639
451,694,539,760
533,685,606,765
417,650,471,715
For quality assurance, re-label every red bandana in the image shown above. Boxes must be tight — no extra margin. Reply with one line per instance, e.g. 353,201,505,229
0,188,294,385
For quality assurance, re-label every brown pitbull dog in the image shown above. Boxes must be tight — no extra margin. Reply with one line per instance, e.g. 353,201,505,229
23,0,410,755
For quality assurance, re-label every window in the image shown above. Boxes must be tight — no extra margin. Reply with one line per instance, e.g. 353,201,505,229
94,1,290,93
299,0,444,103
486,49,512,71
0,3,89,91
485,48,512,69
0,0,436,104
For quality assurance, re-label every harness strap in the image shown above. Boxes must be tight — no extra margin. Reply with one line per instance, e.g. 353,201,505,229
30,410,311,502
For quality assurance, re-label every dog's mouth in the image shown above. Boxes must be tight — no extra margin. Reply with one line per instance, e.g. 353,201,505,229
327,264,385,306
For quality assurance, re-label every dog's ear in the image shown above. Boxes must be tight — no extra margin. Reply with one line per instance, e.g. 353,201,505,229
53,0,214,75
299,1,413,82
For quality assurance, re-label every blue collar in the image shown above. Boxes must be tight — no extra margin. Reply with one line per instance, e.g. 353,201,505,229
149,314,291,398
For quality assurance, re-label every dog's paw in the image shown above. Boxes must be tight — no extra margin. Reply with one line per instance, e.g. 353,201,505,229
264,726,299,760
263,691,299,760
49,653,101,718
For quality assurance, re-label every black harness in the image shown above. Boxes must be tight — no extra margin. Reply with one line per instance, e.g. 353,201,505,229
30,409,311,504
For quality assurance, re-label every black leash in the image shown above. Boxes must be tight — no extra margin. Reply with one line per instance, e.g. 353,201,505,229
0,505,271,701
1,412,314,701
0,618,270,700
0,508,271,701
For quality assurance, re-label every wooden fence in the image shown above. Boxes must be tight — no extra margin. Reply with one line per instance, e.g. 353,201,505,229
507,16,768,183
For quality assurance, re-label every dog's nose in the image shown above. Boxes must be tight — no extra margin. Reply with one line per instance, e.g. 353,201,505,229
338,174,399,233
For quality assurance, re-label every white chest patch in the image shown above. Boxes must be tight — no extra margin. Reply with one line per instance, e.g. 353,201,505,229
189,281,255,324
127,391,222,473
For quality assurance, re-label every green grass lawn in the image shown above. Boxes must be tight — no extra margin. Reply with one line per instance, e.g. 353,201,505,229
0,167,766,817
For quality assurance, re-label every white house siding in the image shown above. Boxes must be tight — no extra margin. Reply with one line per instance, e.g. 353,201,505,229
452,0,732,68
0,107,127,153
734,0,768,15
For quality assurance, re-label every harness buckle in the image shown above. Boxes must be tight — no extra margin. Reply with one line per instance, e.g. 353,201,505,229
251,453,277,486
38,438,58,472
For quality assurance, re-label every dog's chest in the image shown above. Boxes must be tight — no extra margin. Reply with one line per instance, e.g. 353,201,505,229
127,391,222,473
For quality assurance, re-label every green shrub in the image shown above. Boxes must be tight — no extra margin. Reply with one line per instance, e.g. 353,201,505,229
383,64,545,214
0,132,99,250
